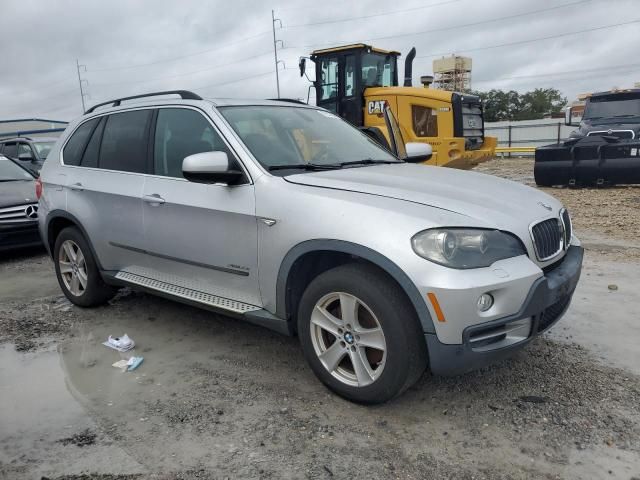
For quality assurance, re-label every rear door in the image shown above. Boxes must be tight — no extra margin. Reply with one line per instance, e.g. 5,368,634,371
141,106,261,306
62,109,150,272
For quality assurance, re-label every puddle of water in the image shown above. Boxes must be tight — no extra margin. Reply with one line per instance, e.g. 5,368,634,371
0,343,143,477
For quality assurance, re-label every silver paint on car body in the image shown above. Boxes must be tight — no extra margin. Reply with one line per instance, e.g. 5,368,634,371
38,96,577,356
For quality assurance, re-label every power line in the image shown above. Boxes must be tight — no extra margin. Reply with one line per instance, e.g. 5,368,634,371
89,49,274,88
475,63,640,83
283,0,592,49
282,0,463,28
194,68,287,92
88,30,272,72
416,19,640,58
0,80,76,100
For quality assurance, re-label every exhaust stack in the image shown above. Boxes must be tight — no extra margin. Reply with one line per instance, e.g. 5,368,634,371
403,47,416,87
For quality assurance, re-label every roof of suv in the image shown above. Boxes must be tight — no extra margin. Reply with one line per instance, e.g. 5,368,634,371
83,91,315,118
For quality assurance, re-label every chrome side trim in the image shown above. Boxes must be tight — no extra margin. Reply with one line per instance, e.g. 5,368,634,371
114,271,260,314
109,241,250,276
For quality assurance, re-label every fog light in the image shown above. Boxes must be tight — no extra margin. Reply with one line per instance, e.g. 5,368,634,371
477,293,494,312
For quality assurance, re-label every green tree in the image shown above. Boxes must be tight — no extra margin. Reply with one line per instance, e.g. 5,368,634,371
472,88,567,122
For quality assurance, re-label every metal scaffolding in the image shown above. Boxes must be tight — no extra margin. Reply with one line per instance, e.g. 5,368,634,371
432,55,472,93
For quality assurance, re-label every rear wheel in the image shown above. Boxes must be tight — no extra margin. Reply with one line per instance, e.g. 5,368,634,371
54,227,116,307
297,263,427,404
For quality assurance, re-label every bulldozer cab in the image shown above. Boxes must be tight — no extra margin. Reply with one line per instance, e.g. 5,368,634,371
304,44,401,126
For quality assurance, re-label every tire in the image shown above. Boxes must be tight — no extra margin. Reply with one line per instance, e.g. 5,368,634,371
53,226,117,307
297,263,427,404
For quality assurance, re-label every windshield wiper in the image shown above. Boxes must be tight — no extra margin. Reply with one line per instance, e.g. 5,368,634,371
339,159,402,167
268,163,342,171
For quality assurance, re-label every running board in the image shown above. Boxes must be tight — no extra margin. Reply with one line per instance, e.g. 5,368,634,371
114,271,260,314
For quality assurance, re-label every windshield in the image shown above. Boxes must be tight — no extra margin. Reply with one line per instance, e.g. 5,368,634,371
33,141,55,158
218,106,398,170
0,157,34,181
584,93,640,119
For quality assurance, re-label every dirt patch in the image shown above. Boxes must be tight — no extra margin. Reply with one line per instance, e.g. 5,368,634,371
0,295,76,351
57,430,97,448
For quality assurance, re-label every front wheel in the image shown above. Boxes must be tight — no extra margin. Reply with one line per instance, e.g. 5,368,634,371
297,264,427,404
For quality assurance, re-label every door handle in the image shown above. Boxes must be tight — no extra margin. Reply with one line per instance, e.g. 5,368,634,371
68,182,84,191
143,194,165,205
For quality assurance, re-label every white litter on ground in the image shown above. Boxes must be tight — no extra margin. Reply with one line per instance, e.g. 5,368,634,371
102,334,135,352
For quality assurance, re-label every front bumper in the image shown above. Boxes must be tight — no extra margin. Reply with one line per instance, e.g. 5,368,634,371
426,245,584,375
0,221,42,251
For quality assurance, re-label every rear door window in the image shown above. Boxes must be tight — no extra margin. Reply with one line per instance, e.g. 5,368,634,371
153,108,233,178
63,118,99,166
99,110,151,173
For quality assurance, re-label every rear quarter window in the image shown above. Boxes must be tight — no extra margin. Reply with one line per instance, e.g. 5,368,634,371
63,118,99,166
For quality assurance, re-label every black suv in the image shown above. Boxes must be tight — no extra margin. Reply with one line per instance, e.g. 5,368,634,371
0,136,57,174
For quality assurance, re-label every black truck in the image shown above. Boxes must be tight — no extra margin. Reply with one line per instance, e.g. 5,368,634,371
535,89,640,186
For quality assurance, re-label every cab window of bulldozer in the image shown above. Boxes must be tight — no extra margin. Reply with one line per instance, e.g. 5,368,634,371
345,55,355,97
362,53,395,87
319,57,339,101
411,105,438,137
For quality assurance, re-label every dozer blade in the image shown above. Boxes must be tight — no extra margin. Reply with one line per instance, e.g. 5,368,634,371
534,135,640,187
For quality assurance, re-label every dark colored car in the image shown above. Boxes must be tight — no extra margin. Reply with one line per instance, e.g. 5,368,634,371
0,155,41,251
0,136,57,174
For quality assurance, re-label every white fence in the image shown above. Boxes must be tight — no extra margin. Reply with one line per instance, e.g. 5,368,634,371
485,118,576,154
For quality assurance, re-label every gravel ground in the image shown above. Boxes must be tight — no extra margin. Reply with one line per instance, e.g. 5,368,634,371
1,158,640,479
474,157,640,261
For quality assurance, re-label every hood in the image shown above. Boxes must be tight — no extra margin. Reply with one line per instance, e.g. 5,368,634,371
0,180,37,208
285,164,562,230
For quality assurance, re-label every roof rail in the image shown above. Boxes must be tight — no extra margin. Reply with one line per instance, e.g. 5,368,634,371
0,136,33,142
266,98,308,105
85,90,203,114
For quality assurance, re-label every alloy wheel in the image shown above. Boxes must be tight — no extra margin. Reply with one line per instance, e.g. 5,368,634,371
58,239,88,296
310,292,387,387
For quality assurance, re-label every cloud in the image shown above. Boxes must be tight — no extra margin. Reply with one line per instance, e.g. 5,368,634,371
0,0,637,121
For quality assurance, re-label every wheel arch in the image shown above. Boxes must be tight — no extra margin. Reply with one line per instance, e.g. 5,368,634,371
45,210,104,270
276,239,435,335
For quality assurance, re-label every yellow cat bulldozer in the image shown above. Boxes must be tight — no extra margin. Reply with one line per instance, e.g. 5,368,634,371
299,44,496,168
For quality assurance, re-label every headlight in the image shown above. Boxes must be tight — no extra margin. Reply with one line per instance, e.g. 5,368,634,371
411,228,526,269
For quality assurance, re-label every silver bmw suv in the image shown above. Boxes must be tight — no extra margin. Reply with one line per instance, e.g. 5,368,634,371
38,90,583,403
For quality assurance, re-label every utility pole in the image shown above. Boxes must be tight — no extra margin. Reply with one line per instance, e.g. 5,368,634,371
271,10,284,98
76,59,89,113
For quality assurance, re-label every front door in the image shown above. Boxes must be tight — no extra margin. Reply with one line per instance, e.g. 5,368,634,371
141,107,261,307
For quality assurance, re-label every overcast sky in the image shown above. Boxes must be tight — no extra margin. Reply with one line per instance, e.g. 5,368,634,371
1,0,638,121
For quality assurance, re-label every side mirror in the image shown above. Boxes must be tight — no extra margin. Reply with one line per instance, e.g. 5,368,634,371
18,152,34,161
404,142,432,163
182,151,244,185
565,106,580,127
299,57,306,77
